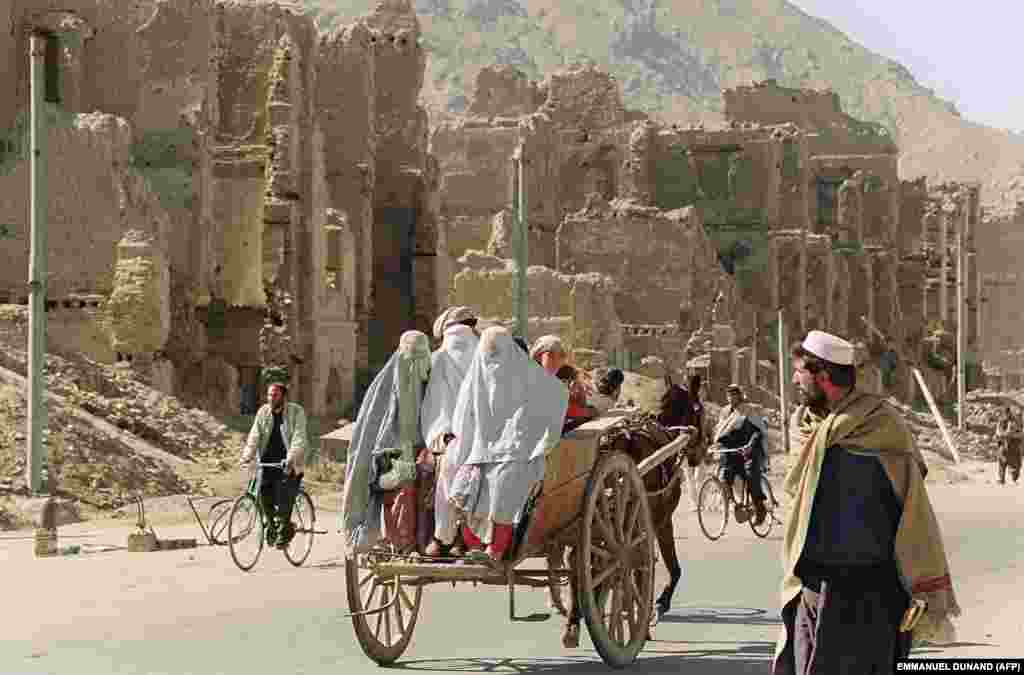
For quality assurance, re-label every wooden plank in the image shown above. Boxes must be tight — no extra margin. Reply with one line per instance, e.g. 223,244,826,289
374,561,502,580
911,368,961,464
635,429,694,477
523,416,626,550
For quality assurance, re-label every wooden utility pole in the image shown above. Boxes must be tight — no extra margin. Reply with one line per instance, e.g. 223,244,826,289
27,31,49,496
912,368,962,464
956,208,966,429
511,143,528,339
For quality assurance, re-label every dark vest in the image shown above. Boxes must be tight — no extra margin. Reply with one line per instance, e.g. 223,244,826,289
798,446,903,581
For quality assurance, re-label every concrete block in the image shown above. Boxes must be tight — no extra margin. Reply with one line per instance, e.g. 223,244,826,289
127,531,159,552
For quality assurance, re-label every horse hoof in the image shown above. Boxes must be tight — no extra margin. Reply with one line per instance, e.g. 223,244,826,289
562,626,580,649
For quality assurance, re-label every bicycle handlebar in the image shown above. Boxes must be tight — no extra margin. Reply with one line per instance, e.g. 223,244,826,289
240,460,289,469
708,440,755,455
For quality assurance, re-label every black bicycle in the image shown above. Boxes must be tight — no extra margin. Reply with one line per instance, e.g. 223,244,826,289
697,444,781,541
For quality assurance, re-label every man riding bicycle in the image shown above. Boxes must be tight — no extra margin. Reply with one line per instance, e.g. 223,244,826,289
240,381,309,548
712,384,768,525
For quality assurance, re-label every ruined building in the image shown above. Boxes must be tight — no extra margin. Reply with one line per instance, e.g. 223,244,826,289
0,0,987,417
436,68,983,404
0,0,443,417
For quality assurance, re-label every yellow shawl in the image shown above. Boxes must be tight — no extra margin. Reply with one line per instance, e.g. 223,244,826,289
775,391,960,665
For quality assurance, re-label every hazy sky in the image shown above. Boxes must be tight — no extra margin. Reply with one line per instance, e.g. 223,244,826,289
789,1,1023,133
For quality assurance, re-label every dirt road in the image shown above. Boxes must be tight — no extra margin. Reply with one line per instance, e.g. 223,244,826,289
1,480,1021,674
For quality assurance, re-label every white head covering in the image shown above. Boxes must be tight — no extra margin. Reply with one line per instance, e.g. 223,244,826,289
446,326,569,471
340,330,431,551
420,322,480,450
801,330,855,366
529,334,566,361
432,306,476,339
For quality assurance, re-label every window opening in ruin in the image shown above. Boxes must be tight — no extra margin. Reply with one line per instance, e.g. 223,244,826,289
44,33,61,104
239,367,261,415
816,178,840,227
369,207,415,371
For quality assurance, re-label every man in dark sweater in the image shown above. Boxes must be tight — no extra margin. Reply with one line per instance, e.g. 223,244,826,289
775,330,915,674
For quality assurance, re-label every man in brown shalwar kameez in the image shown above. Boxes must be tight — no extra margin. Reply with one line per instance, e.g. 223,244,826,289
773,330,961,675
995,406,1022,485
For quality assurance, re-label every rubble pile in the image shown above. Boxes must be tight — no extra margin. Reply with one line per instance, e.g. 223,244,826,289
0,385,195,510
887,398,1001,462
964,402,1005,430
0,342,244,467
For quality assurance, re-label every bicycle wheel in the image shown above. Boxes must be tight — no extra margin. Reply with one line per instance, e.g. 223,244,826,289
207,499,233,545
750,478,777,538
283,490,316,567
697,476,729,541
228,493,264,571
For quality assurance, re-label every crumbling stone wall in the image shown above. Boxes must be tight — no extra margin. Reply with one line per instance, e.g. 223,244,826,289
0,112,160,299
557,199,737,333
723,80,897,157
105,229,171,357
0,0,445,417
433,64,640,274
432,119,520,259
451,250,622,357
465,64,545,119
317,21,374,390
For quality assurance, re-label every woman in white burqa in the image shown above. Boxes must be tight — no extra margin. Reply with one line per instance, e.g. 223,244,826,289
420,307,480,557
445,326,569,564
340,330,432,554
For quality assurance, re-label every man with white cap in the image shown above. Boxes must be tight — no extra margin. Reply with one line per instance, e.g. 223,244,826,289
420,306,479,557
773,330,960,674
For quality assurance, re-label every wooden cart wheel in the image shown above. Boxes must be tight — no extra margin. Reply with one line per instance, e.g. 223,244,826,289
345,555,423,666
577,452,656,668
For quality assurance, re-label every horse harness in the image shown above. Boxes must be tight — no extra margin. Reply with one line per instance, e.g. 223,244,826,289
599,413,688,499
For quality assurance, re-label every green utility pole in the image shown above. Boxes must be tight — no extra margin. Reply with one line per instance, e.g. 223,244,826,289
778,308,789,455
27,31,49,495
511,143,528,339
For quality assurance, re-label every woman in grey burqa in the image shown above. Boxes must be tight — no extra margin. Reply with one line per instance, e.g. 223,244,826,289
340,330,432,553
444,326,569,564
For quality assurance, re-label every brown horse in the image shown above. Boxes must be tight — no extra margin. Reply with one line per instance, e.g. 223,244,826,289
558,375,700,647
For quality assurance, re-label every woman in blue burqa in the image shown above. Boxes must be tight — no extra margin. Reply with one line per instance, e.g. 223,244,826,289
445,326,569,564
340,330,432,554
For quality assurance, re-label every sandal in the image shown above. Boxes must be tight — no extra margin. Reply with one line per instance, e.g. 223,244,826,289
464,548,504,570
424,538,446,558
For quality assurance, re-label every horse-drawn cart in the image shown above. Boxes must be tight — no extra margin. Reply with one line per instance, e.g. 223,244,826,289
345,415,695,669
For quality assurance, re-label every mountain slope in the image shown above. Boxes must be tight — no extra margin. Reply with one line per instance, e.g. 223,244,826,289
305,0,1024,224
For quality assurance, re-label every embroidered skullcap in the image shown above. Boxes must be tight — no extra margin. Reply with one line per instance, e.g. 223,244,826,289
432,306,476,339
529,334,565,360
800,329,855,366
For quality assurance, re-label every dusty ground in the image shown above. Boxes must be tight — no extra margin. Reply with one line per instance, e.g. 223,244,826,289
0,476,1019,674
